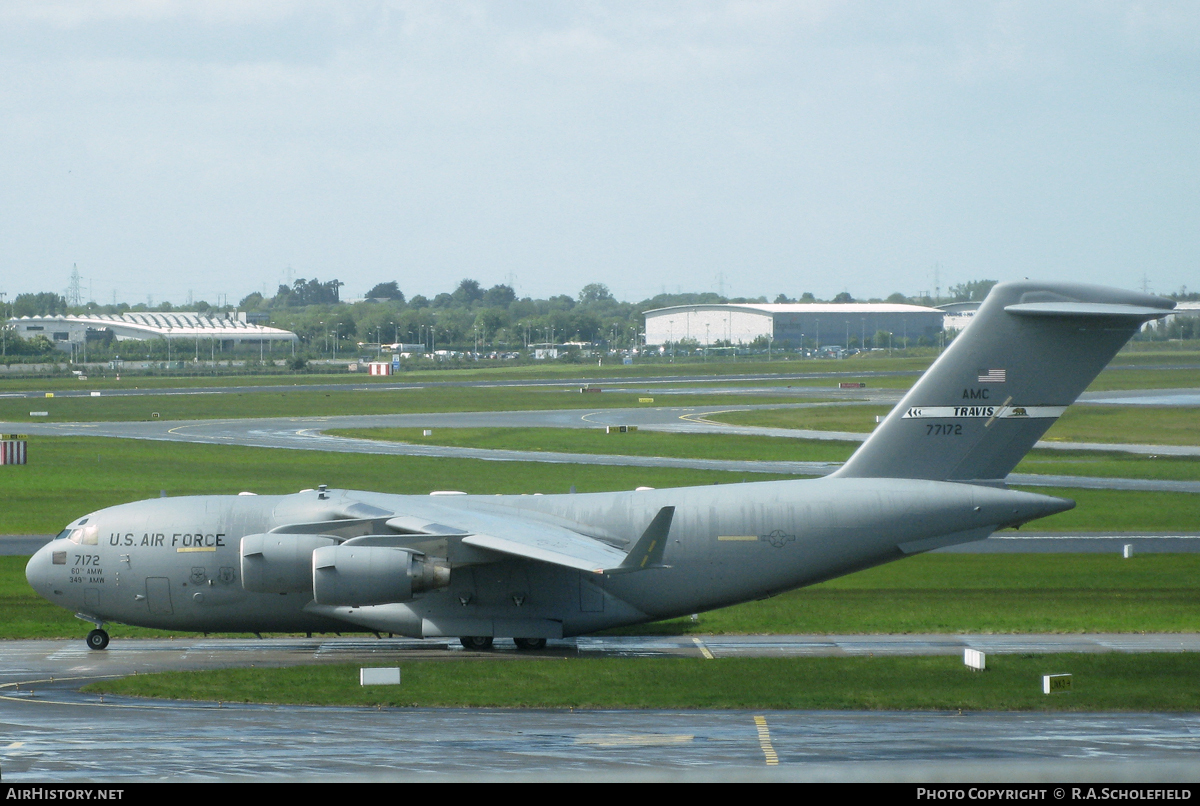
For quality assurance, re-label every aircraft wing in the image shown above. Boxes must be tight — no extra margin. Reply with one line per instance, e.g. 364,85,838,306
460,517,629,574
453,506,675,574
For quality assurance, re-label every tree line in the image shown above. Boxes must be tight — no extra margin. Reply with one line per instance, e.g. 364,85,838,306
4,277,1008,357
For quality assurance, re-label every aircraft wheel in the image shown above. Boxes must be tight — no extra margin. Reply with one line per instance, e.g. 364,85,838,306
459,636,494,650
513,638,546,651
86,629,110,651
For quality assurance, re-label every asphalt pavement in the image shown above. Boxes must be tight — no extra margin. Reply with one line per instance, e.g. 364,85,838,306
2,636,1198,781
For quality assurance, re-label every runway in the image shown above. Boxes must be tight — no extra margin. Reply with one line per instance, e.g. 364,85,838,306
2,637,1198,781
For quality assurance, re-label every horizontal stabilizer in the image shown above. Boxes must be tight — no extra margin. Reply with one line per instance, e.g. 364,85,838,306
1004,302,1174,319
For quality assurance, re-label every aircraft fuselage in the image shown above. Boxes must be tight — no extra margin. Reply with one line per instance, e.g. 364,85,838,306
25,478,1069,640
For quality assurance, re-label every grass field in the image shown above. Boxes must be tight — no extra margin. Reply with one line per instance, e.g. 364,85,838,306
326,426,858,464
657,363,1200,392
327,427,1200,482
3,437,1200,535
705,404,890,432
4,437,1200,534
3,346,1196,391
0,385,811,424
79,653,1200,711
616,553,1200,635
1086,366,1200,391
0,356,929,394
1043,405,1200,445
0,365,922,398
1015,450,1200,481
0,437,790,534
6,553,1198,641
1,357,1196,445
1110,346,1200,363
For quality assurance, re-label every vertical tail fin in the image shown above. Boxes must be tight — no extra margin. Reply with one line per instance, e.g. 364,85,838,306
834,281,1173,482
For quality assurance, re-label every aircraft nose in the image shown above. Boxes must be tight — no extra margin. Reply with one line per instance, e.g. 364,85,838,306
25,544,54,600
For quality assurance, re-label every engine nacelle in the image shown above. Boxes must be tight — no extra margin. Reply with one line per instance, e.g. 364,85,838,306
312,544,450,606
241,533,339,594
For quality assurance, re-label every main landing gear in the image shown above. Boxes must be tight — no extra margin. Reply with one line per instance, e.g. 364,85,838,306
86,629,110,650
458,636,548,650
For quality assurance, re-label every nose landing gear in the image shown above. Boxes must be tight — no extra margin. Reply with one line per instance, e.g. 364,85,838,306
86,629,110,650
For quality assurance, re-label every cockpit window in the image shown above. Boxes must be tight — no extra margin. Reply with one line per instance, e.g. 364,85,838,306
56,522,96,544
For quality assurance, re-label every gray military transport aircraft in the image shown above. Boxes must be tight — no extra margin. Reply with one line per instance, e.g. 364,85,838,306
27,282,1174,650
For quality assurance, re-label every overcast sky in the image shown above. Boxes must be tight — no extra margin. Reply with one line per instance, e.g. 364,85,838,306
2,1,1198,306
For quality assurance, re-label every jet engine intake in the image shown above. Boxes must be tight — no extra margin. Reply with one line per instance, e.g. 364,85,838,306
312,544,450,606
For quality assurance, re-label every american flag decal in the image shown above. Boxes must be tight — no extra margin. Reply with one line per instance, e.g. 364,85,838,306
977,368,1006,383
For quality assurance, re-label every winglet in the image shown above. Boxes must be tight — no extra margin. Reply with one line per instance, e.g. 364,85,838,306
612,506,674,574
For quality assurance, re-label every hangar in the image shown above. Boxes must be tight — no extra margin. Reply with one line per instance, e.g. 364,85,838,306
643,302,944,348
1164,300,1200,323
9,312,298,352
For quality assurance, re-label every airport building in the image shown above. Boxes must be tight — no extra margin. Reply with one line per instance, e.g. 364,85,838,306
1146,300,1200,337
936,301,981,333
643,302,945,348
8,312,299,352
1167,301,1200,320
